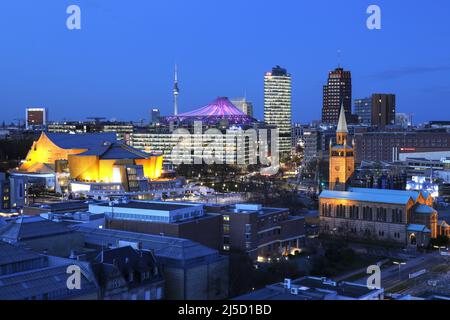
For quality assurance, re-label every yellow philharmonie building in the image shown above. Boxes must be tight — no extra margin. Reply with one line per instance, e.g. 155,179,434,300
15,132,163,194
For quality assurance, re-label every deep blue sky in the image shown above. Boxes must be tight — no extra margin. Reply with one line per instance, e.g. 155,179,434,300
1,0,450,124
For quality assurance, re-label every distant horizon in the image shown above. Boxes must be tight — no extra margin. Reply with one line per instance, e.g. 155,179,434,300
1,1,450,124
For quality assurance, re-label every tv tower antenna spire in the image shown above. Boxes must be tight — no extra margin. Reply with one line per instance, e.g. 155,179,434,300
173,64,180,115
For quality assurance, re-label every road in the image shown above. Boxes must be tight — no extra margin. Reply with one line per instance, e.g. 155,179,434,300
352,252,446,292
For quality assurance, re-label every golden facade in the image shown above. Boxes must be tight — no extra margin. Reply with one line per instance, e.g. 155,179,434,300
17,132,163,183
329,106,354,190
319,189,439,247
19,132,86,172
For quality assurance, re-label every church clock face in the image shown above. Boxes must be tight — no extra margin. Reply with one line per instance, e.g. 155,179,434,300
335,166,340,172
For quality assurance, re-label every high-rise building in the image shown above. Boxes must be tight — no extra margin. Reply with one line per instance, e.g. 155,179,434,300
264,66,292,154
329,105,354,191
26,107,47,129
371,94,396,128
354,97,372,125
230,98,254,117
322,67,352,125
151,108,161,125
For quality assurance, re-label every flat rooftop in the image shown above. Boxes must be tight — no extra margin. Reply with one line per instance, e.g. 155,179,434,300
97,201,201,211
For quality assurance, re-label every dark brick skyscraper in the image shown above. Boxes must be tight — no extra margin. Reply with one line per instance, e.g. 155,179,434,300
322,67,352,124
371,94,396,129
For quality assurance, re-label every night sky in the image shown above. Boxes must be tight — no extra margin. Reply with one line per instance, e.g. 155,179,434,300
1,0,450,124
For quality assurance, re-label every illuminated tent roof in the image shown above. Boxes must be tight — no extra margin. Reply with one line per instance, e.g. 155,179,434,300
163,97,257,126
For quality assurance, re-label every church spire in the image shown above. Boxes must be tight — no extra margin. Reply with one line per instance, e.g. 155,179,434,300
336,104,348,145
337,104,348,133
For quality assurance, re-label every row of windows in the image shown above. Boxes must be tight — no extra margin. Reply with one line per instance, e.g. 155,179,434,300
322,204,403,223
323,225,403,239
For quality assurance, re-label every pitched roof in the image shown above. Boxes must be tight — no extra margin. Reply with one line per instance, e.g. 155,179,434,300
320,190,413,205
73,225,219,261
348,188,423,202
44,132,117,150
438,220,450,228
0,216,73,242
414,204,436,215
0,258,97,300
0,241,43,265
94,246,158,274
407,224,431,233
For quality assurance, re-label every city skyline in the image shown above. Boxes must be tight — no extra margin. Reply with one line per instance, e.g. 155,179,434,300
1,1,450,124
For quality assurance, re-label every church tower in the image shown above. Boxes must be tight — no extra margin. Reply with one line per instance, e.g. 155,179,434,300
329,105,355,190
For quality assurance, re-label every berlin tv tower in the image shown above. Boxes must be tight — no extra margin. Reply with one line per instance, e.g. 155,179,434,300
173,64,180,115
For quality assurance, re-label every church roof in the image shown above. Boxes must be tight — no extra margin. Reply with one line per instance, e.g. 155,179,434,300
407,224,431,233
336,104,348,133
414,204,436,215
439,220,449,228
320,190,413,205
348,188,424,202
44,132,117,150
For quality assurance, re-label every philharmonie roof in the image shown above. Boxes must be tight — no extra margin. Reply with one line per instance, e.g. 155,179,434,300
163,97,257,125
44,132,117,150
75,142,157,159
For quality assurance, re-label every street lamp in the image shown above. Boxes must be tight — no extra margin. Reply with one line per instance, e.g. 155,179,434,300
393,261,406,279
433,245,446,254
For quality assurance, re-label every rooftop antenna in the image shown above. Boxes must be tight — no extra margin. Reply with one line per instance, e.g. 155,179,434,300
173,63,180,116
337,49,342,68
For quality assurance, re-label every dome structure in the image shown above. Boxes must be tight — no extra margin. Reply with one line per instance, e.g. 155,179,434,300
162,97,257,126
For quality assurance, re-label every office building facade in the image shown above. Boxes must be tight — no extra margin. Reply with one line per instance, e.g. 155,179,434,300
264,66,292,154
26,108,47,129
322,67,352,125
354,97,372,125
354,130,450,163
